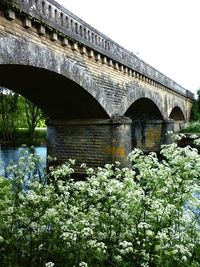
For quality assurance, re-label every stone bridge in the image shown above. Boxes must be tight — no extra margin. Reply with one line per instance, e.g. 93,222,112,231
0,0,194,170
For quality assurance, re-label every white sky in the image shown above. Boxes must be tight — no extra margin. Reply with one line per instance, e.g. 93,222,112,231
56,0,200,94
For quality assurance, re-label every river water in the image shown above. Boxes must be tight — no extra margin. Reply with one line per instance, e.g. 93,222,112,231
0,145,47,176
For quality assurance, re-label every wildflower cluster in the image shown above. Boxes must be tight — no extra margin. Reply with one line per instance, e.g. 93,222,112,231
0,143,200,266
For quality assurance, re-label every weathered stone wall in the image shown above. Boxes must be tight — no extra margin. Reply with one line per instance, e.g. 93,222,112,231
132,121,165,152
47,118,132,171
4,0,194,100
0,7,194,120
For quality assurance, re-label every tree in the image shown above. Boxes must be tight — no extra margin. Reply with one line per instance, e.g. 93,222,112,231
0,87,18,140
0,89,46,142
24,98,45,140
190,88,200,121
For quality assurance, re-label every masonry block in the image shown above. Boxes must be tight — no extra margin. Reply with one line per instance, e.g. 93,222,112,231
50,32,58,41
6,10,15,20
38,25,46,35
23,18,32,28
61,37,68,46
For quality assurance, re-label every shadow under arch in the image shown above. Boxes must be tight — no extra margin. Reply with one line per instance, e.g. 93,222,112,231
0,64,109,119
169,106,185,121
125,97,164,120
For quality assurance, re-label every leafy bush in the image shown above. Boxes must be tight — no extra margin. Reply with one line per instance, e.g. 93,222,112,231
190,89,200,122
0,143,200,266
181,122,200,134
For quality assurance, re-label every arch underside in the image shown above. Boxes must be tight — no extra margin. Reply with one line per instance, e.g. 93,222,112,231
125,97,164,121
169,106,185,121
0,64,109,119
0,35,111,119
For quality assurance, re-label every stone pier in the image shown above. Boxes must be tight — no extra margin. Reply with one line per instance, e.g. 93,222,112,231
47,117,132,171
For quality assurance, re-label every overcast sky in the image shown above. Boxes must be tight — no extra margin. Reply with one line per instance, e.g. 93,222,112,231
56,0,200,94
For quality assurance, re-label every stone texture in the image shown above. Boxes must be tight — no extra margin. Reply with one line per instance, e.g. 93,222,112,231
9,0,194,98
47,118,132,171
0,4,195,170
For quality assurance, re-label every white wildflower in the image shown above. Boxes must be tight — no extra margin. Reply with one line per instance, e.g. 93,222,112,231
79,262,88,267
45,262,55,267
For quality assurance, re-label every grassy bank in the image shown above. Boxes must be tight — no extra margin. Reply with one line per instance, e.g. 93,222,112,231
0,128,47,146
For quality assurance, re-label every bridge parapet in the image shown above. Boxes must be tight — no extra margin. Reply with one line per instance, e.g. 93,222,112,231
3,0,194,100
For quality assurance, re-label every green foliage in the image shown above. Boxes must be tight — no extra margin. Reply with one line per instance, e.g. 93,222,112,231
0,89,46,143
191,89,200,121
0,88,18,140
15,95,46,130
1,143,200,266
13,128,47,145
190,103,200,121
23,98,45,140
182,88,200,132
181,122,200,133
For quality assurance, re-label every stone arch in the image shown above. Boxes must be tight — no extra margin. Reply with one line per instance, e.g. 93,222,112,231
0,35,111,118
120,85,165,119
169,106,185,121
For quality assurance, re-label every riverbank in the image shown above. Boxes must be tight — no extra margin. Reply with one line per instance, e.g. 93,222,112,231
0,128,47,146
